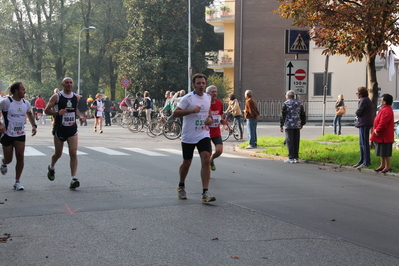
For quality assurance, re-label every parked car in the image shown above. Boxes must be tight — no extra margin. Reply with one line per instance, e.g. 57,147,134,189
392,101,399,121
377,100,399,121
111,101,122,117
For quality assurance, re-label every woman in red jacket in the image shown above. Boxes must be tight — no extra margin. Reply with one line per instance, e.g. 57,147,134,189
370,94,394,173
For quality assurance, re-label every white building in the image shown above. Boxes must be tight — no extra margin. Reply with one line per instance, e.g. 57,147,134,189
307,42,399,121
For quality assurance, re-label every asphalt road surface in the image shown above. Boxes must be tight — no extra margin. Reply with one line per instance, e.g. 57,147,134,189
0,120,398,265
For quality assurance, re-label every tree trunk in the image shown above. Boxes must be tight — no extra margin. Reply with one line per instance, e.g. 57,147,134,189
366,54,378,123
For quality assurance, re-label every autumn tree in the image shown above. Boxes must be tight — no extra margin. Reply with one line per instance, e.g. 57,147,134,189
275,0,399,116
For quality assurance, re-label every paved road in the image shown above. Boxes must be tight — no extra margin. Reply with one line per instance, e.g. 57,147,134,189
0,120,398,265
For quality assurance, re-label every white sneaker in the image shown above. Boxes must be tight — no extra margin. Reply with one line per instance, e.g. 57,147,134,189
201,191,216,202
1,164,7,175
13,181,24,190
284,159,294,163
177,186,187,199
293,159,299,163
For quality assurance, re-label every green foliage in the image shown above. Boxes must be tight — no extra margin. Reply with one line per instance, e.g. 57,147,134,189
240,134,399,171
207,74,232,100
118,0,221,100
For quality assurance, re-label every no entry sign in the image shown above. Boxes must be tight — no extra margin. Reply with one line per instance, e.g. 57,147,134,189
121,78,131,88
285,59,308,95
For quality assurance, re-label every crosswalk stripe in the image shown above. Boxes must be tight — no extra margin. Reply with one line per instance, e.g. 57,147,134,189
25,146,46,156
86,147,129,155
47,146,88,155
157,148,199,157
122,148,168,156
15,146,245,159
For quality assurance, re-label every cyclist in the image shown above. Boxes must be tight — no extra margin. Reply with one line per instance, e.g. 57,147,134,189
206,85,225,172
120,94,133,120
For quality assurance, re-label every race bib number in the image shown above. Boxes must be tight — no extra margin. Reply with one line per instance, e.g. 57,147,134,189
62,112,76,126
97,111,103,117
9,122,24,136
209,114,221,128
194,115,208,131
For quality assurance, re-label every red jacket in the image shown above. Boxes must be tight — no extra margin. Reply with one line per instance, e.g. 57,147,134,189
35,97,46,109
370,105,394,143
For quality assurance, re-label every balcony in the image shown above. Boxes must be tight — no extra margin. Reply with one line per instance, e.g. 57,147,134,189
206,49,234,69
205,6,235,27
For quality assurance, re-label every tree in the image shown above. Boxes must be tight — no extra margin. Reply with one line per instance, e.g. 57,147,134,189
275,0,399,117
207,74,232,101
117,0,220,99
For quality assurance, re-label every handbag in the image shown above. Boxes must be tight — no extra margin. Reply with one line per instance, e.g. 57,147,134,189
336,106,346,115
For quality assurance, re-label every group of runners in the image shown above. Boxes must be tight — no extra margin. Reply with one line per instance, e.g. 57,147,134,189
0,74,234,203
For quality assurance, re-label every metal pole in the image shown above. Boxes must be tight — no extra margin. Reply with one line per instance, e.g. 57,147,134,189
322,54,330,135
188,0,192,92
77,26,96,95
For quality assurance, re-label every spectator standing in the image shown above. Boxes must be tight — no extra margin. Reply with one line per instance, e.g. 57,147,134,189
280,90,307,163
333,94,345,135
34,95,46,124
172,73,215,202
353,86,373,169
86,95,94,118
244,90,260,149
225,94,244,140
45,77,86,189
370,94,394,173
143,91,153,123
103,96,112,126
206,85,225,172
77,94,88,126
0,82,37,190
30,95,37,121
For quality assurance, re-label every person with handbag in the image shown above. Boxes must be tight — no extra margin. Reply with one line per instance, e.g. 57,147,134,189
334,94,345,135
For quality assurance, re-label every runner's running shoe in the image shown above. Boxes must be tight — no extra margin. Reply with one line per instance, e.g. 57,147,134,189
201,191,216,202
13,181,24,190
210,161,216,171
177,186,187,199
1,164,7,175
70,178,80,189
99,130,103,134
47,166,55,181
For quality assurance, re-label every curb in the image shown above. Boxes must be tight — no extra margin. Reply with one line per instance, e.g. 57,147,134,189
234,145,399,178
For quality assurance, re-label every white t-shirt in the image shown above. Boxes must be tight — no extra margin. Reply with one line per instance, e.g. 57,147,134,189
0,97,31,137
177,91,211,144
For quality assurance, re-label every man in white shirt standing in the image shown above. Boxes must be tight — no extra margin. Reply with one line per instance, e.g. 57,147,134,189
172,74,215,202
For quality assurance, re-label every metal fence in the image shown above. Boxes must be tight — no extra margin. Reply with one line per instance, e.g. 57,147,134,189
155,99,359,122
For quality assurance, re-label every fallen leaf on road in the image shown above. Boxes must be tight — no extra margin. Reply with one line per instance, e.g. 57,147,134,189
212,237,219,240
262,257,268,259
331,219,336,221
132,228,137,230
231,256,239,259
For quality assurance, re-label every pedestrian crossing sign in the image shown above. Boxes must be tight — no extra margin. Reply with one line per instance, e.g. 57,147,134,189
285,30,310,54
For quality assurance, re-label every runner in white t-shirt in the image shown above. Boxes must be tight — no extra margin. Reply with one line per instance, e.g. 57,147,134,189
172,73,216,202
0,82,37,190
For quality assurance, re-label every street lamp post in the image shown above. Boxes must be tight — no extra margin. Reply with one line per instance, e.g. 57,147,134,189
188,0,191,92
78,26,96,95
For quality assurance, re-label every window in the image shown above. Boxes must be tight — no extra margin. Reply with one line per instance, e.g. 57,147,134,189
314,73,331,96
